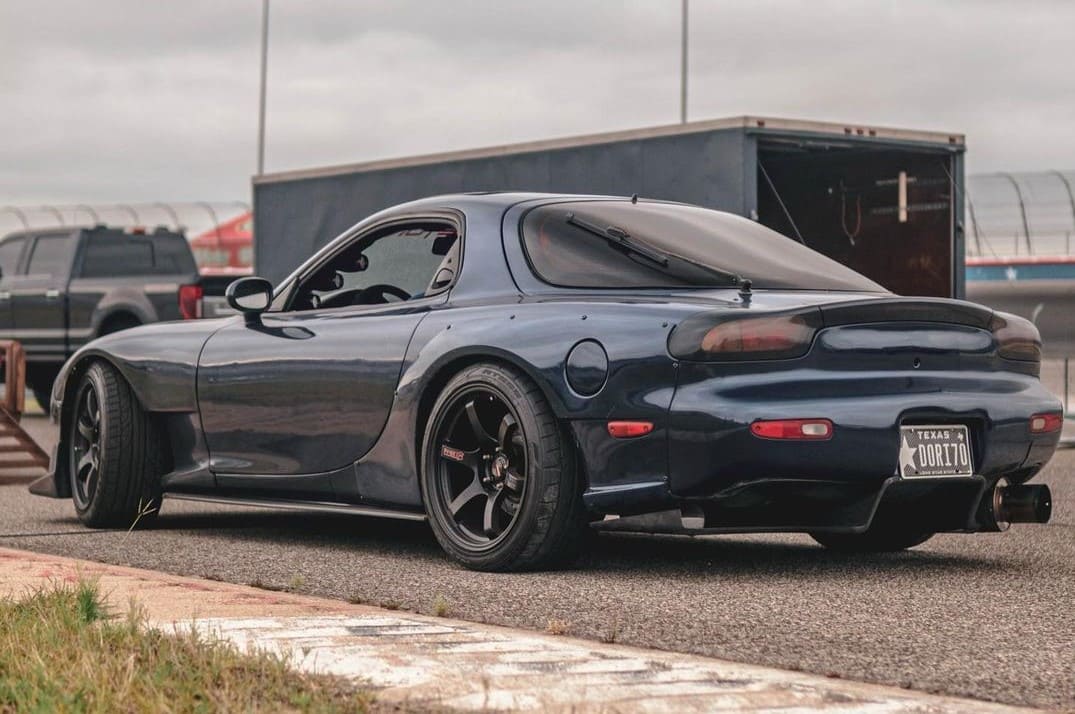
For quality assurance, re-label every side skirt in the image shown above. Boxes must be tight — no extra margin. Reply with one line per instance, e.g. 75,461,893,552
166,493,428,522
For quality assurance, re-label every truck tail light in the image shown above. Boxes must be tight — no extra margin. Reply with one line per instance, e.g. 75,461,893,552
990,312,1041,362
1029,413,1062,434
668,309,822,361
179,284,203,320
750,419,833,440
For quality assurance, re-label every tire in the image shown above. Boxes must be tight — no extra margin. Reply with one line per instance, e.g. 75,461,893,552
68,362,162,529
420,363,589,571
811,525,934,553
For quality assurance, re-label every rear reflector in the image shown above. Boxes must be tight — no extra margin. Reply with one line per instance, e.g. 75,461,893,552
179,284,203,320
607,421,655,438
750,419,833,440
1029,413,1063,434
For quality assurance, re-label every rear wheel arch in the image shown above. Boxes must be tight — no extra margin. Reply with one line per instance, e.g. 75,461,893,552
413,351,581,481
97,310,143,337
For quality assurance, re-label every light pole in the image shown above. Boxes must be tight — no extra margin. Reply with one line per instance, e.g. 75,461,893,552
256,0,270,175
680,0,688,124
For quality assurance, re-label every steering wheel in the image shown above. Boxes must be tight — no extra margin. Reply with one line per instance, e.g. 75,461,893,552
355,283,411,304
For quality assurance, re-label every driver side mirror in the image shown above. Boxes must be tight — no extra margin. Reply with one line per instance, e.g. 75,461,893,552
226,277,273,324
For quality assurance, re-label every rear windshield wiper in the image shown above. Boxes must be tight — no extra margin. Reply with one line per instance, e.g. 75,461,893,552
566,213,670,267
565,212,744,287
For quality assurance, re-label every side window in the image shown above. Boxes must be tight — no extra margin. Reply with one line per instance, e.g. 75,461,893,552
0,238,26,278
25,235,73,278
289,222,459,311
81,235,154,277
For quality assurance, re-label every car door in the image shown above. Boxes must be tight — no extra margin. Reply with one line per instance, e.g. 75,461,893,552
196,217,462,498
9,232,77,361
0,236,29,332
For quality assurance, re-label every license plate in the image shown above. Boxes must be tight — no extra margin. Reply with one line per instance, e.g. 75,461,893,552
898,425,973,478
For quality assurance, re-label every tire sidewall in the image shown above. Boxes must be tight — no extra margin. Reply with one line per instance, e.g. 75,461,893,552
421,365,553,569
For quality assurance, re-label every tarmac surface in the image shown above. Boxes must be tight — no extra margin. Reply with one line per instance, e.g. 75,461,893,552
1,414,1073,711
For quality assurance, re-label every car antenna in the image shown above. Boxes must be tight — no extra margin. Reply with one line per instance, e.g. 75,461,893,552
738,278,753,305
630,193,638,204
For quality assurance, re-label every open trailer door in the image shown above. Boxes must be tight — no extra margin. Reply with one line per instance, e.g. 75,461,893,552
753,132,963,298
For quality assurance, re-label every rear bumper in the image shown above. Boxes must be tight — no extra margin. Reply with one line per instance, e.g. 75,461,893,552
668,367,1061,498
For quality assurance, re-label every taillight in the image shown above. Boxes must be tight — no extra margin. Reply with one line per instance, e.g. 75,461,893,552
668,309,821,361
1029,413,1063,434
179,284,203,320
990,312,1041,361
607,420,654,438
750,418,833,440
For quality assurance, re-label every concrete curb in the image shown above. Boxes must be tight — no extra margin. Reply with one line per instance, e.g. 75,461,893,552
0,546,1047,713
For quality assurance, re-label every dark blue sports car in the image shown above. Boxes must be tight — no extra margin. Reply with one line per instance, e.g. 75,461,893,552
31,193,1061,571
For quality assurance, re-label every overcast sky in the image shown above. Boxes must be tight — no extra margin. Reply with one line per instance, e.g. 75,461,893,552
1,0,1073,217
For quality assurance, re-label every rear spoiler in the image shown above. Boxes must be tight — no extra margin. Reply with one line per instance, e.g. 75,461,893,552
818,298,993,329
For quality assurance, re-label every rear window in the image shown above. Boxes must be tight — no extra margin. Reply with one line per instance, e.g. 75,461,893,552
80,232,197,278
520,201,885,292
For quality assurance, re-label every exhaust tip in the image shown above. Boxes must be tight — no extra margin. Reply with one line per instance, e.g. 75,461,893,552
993,484,1052,526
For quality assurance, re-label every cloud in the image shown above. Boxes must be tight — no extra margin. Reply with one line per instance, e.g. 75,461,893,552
1,0,1073,220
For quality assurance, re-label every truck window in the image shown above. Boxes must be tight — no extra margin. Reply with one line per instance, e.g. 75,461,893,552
81,234,154,277
0,237,26,277
80,233,197,277
25,235,72,278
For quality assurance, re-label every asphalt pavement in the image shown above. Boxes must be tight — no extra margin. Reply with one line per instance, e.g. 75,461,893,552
2,414,1073,711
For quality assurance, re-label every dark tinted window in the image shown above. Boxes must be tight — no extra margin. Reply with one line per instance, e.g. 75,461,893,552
81,233,196,277
26,235,73,277
521,201,885,292
0,237,26,277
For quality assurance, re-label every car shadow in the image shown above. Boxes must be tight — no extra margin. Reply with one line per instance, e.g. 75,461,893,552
141,506,1002,579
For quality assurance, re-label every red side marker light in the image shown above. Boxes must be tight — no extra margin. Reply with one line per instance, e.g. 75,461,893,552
750,419,833,440
1029,413,1063,434
607,421,654,438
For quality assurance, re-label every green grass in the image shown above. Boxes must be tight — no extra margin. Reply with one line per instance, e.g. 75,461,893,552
0,581,373,713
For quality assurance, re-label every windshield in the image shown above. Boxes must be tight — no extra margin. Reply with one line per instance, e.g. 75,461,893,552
520,200,886,292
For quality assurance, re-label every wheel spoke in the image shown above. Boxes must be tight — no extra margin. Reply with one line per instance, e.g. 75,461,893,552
483,488,507,537
84,467,98,499
497,413,517,450
439,444,481,471
77,416,95,441
464,400,497,446
76,451,94,480
449,476,487,517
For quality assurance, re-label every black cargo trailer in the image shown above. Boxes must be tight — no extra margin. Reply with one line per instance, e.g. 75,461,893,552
253,116,966,296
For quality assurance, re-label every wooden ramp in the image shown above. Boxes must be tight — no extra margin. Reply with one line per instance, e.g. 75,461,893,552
0,341,50,477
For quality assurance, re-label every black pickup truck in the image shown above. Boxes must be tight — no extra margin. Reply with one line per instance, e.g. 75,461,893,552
0,225,219,406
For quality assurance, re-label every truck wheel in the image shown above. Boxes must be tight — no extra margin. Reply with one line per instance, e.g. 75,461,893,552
811,526,934,553
69,362,162,529
421,363,589,571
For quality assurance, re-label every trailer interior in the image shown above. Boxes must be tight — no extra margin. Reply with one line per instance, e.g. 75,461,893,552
755,138,956,297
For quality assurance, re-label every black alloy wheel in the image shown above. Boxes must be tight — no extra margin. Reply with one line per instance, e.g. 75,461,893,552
434,389,528,546
70,380,103,508
422,363,588,571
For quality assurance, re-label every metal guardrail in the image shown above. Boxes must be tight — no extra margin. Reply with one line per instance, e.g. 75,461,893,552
0,341,50,471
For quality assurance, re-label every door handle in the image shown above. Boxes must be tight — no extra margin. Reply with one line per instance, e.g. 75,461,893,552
0,291,10,301
45,289,61,300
